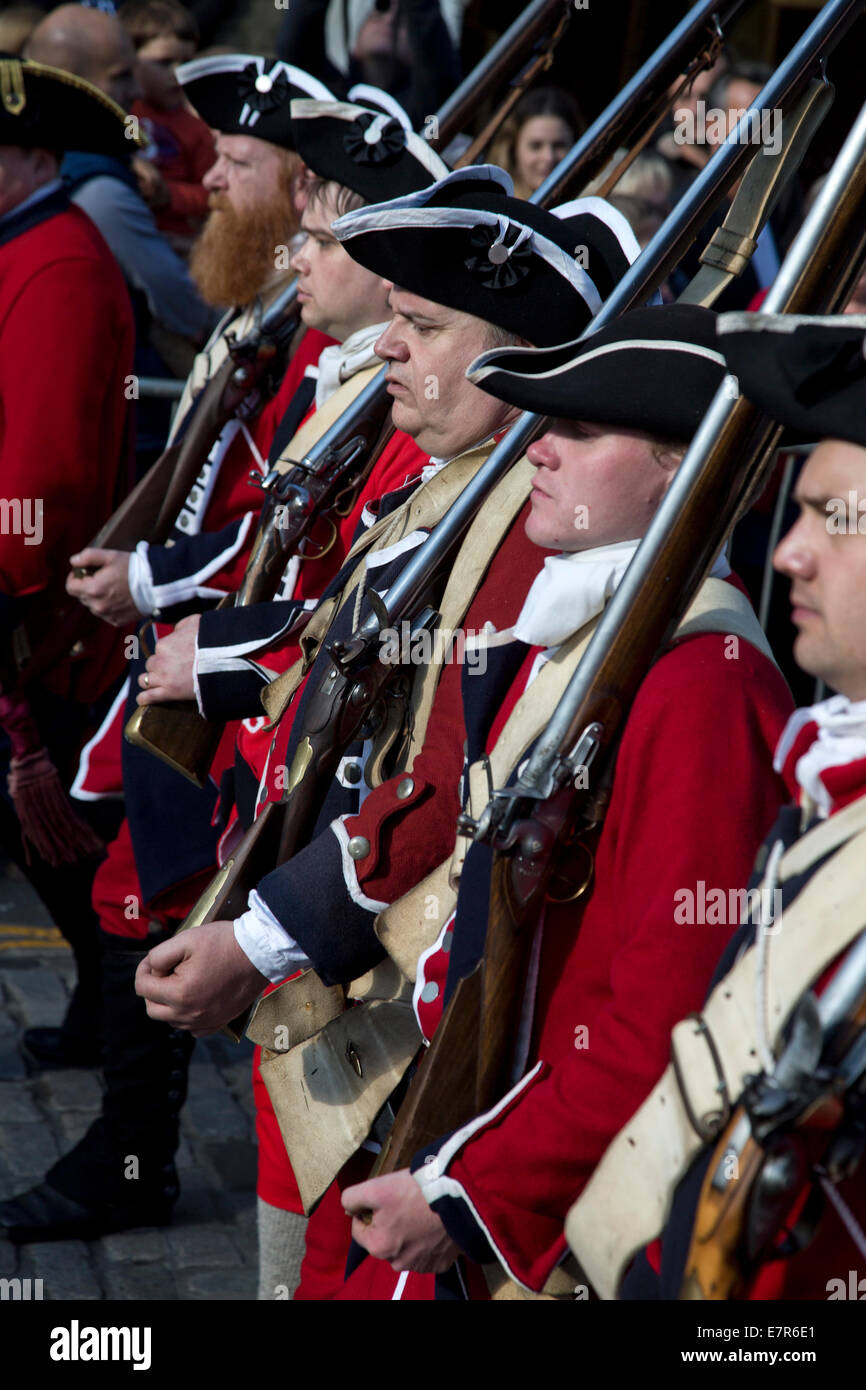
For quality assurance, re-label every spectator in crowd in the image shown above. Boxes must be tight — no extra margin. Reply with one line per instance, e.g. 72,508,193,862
0,4,43,54
276,0,460,129
586,148,673,249
119,0,216,252
25,3,215,467
488,86,581,200
663,44,730,149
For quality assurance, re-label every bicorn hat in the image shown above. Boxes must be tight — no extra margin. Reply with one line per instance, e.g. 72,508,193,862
289,96,449,202
0,54,145,156
176,53,333,149
331,165,640,347
717,311,866,448
467,303,727,441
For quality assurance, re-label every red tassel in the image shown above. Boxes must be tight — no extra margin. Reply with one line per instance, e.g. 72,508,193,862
7,749,104,868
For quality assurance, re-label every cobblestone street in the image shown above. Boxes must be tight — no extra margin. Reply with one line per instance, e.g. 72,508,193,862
0,860,258,1301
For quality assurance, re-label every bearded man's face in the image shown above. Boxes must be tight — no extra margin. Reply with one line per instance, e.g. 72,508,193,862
191,133,301,307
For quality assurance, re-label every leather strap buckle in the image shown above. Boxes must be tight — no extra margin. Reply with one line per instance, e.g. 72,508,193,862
670,1012,731,1143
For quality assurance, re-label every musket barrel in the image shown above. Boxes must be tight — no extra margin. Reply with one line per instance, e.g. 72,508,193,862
432,0,567,150
536,0,749,205
361,0,863,645
816,922,866,1039
256,280,299,341
294,366,389,472
520,83,866,794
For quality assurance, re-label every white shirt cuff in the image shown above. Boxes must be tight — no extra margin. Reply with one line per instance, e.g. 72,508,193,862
233,888,312,982
128,543,156,616
192,633,205,717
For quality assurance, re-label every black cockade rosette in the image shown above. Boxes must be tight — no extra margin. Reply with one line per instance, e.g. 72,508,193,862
237,62,291,114
464,222,534,291
343,111,407,166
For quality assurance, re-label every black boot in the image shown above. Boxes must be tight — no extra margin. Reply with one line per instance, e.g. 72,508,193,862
0,793,115,1069
0,932,194,1243
22,976,104,1069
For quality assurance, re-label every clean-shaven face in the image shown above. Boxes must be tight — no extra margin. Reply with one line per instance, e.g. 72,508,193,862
514,115,572,192
774,438,866,700
291,192,392,342
374,288,520,458
525,419,680,552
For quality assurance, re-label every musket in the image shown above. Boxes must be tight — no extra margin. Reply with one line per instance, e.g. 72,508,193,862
175,1,853,1019
76,284,302,567
681,925,866,1300
371,25,866,1178
125,370,396,784
128,0,763,783
434,0,573,164
79,0,574,573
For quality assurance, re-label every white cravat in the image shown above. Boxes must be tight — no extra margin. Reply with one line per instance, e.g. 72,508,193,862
512,541,731,649
774,695,866,817
314,321,387,409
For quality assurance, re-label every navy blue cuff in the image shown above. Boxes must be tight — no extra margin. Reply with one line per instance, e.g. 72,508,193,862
409,1143,495,1265
196,663,271,722
147,520,245,602
197,599,304,654
256,828,385,986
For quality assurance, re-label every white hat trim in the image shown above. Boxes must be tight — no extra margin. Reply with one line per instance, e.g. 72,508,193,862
468,336,726,387
333,204,602,312
176,53,334,105
290,99,449,182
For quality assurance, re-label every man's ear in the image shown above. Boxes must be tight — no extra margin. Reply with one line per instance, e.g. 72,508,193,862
31,147,60,180
651,440,686,473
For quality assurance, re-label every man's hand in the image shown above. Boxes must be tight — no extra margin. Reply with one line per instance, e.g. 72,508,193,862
137,613,201,704
66,547,138,626
342,1171,459,1274
134,919,267,1036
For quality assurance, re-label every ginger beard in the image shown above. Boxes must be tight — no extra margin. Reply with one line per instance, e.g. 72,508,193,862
189,166,300,309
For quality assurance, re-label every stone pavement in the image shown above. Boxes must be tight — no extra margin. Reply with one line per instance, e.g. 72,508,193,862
0,859,259,1301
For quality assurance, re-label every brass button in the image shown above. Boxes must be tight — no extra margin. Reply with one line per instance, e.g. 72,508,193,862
347,835,370,860
396,777,414,800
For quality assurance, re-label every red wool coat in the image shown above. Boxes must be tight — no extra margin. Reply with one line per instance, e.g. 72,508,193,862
0,200,134,700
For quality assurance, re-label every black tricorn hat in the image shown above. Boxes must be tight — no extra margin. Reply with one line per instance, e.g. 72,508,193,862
717,311,866,448
332,165,640,348
176,53,333,150
467,304,726,441
0,55,145,156
289,97,449,202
